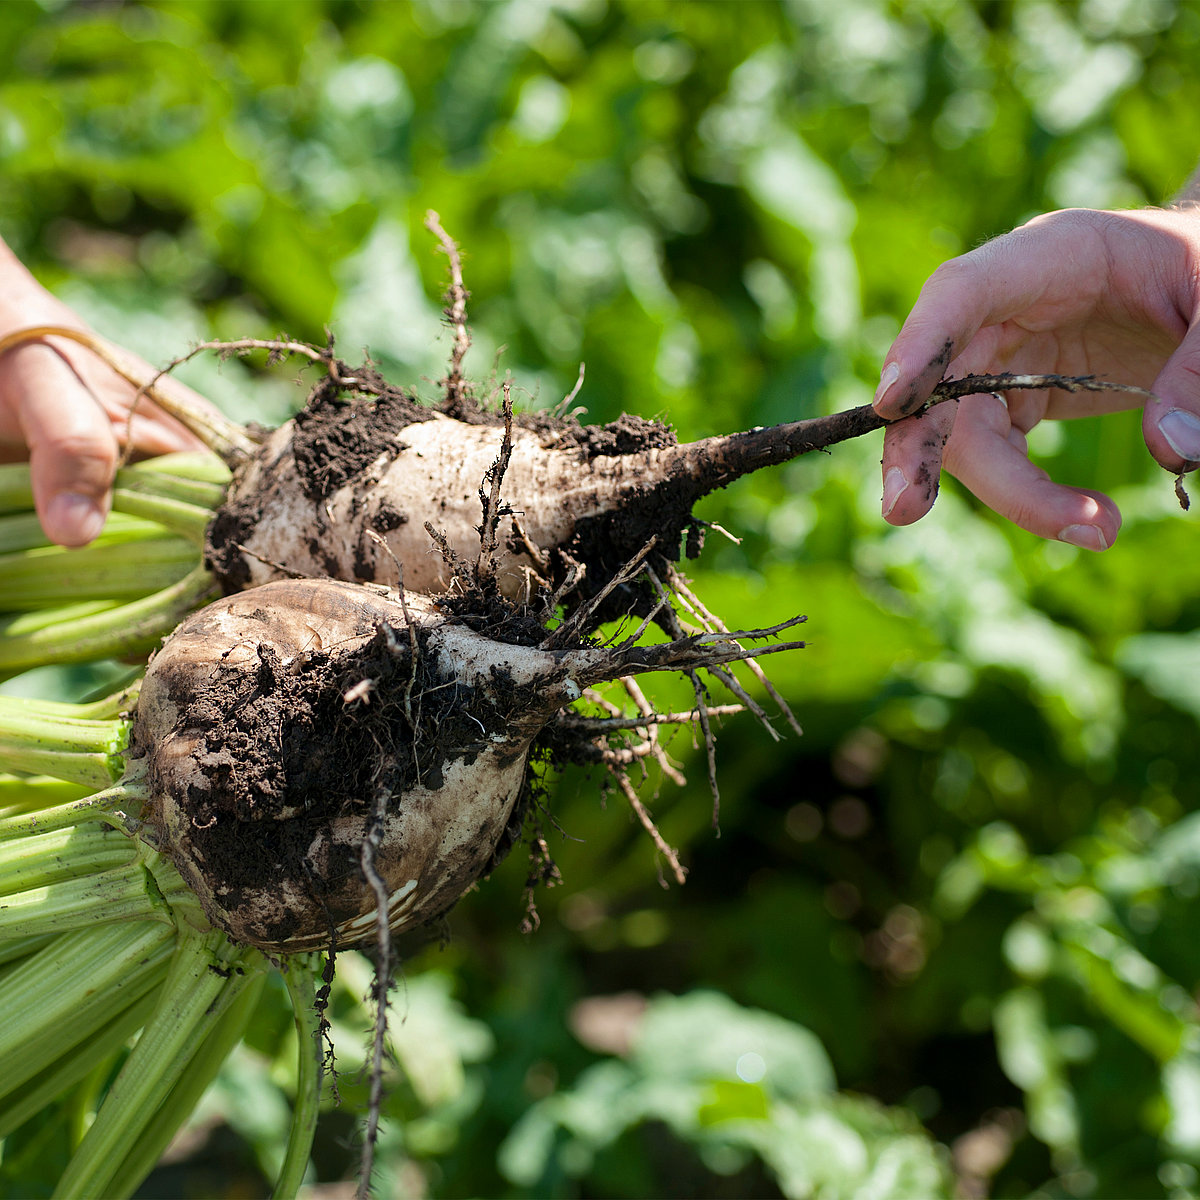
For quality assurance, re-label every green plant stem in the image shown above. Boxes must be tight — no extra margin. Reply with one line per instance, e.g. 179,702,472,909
111,460,227,543
123,451,233,487
0,692,133,733
0,932,55,969
0,510,45,554
1,598,120,636
0,776,93,819
0,697,129,787
17,682,141,721
0,510,172,555
0,820,137,893
0,462,33,512
0,781,145,840
118,461,230,505
272,955,325,1199
0,922,176,1101
0,453,229,517
52,928,261,1200
110,490,214,543
0,857,171,939
0,538,199,609
0,563,217,677
0,989,159,1140
104,968,268,1200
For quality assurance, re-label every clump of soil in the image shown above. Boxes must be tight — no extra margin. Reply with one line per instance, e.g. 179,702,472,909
134,581,559,951
290,378,432,500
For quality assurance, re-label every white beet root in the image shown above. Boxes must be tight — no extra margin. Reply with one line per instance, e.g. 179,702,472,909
213,416,669,595
203,380,886,609
135,579,577,950
134,577,804,952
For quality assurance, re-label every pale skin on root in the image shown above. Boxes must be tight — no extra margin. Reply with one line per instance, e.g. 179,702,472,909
874,168,1200,550
0,237,219,547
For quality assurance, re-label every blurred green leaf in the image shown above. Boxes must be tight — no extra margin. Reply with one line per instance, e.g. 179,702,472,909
499,991,950,1199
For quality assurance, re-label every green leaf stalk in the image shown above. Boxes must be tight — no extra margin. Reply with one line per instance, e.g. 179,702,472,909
0,690,322,1199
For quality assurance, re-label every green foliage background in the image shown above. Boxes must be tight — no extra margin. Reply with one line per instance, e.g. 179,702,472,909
3,1,1200,1196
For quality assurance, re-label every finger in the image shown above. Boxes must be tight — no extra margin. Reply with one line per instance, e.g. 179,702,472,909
8,344,117,546
47,336,215,456
944,394,1121,549
873,253,1013,419
118,409,210,457
879,332,1010,526
873,218,1085,420
1144,319,1200,473
0,241,219,455
880,401,958,525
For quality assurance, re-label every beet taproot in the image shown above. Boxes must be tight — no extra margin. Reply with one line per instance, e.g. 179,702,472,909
134,577,804,952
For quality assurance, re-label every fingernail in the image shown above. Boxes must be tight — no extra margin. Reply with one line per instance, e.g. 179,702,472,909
1057,524,1109,552
45,492,106,546
882,466,909,518
874,362,901,407
1158,408,1200,463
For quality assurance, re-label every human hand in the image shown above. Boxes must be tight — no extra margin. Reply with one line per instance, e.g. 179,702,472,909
872,205,1200,550
0,238,216,547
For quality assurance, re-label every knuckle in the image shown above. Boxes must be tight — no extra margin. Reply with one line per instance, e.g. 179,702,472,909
924,255,975,289
32,430,117,482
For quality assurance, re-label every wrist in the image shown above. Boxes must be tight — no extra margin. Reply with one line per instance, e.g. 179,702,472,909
0,244,78,333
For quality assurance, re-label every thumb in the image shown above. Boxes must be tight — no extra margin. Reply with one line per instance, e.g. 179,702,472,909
1144,320,1200,473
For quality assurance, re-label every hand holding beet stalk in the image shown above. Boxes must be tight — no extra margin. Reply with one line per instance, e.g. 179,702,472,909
0,235,230,545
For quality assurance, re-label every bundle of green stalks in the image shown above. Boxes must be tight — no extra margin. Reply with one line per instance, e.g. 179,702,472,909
0,452,228,680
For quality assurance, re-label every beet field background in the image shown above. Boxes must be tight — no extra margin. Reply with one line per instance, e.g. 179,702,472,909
4,2,1200,1197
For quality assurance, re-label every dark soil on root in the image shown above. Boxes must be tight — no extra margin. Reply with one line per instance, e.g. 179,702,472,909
142,615,535,947
436,587,553,646
568,479,703,570
291,377,432,501
546,411,676,458
292,379,679,478
203,505,265,591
